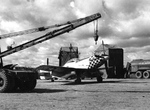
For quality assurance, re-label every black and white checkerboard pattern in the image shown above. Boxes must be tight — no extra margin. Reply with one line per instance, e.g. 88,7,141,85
88,55,102,69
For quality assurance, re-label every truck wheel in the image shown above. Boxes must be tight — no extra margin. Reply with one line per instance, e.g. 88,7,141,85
18,79,37,92
143,71,150,79
97,76,103,83
28,79,37,91
8,76,18,92
7,75,15,92
135,71,142,79
0,70,10,92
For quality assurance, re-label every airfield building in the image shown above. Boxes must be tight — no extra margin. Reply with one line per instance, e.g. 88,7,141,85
58,44,79,66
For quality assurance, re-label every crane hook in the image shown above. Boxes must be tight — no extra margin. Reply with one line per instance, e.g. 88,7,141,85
93,32,99,45
93,20,99,45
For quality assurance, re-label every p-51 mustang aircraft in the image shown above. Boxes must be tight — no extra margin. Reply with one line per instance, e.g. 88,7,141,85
36,51,109,83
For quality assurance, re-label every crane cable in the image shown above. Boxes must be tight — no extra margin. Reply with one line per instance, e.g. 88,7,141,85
93,19,99,44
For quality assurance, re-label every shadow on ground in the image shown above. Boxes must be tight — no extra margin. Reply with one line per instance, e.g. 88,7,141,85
111,90,150,93
7,88,67,93
33,88,67,93
62,80,123,85
62,79,149,85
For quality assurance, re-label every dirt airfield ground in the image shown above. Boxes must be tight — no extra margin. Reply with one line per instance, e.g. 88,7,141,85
1,78,150,110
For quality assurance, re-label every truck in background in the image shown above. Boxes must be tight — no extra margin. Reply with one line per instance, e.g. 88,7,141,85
126,59,150,79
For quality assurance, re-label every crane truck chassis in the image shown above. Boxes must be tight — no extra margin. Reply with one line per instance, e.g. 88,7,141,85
0,13,101,92
0,64,38,92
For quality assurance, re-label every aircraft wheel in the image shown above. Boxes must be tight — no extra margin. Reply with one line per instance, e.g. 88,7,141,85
75,78,81,84
97,76,103,83
0,69,10,93
143,71,150,79
135,71,142,79
51,78,54,82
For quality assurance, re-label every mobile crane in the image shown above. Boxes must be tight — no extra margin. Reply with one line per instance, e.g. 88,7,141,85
0,13,101,92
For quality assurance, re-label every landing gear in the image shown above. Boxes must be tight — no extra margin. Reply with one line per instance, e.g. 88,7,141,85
97,76,103,83
51,78,54,82
75,78,81,84
96,70,103,83
74,71,82,84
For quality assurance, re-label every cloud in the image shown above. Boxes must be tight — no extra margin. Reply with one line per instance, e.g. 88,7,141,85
1,0,150,67
5,38,15,45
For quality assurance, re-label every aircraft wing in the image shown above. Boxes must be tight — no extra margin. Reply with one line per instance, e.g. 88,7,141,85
36,64,107,79
36,65,84,78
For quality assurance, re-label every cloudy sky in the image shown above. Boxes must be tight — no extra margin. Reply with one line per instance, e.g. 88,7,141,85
0,0,150,67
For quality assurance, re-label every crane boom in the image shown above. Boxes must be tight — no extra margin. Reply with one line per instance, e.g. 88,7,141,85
0,13,101,58
0,25,55,39
0,22,70,39
0,14,100,40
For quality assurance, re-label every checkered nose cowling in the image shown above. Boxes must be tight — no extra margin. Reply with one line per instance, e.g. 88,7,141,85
88,55,105,69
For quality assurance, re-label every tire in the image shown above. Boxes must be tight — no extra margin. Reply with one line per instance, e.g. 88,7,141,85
8,76,18,92
135,71,142,79
51,78,54,82
75,78,81,84
18,79,37,92
28,79,36,91
97,76,103,83
7,75,16,92
143,71,150,79
0,69,10,92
